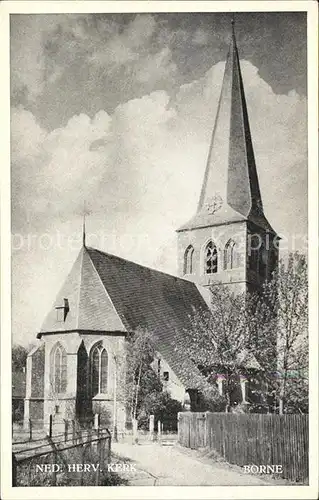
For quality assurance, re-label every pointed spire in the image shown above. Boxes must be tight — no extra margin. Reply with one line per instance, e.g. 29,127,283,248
197,18,263,216
178,18,274,233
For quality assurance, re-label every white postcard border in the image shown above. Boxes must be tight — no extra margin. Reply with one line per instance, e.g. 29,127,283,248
1,2,318,499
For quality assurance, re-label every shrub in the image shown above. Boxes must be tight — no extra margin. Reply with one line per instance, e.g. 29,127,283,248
138,391,183,430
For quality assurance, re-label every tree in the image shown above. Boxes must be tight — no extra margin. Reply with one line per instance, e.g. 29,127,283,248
138,391,183,430
12,344,28,372
176,286,253,412
261,252,308,413
125,328,187,430
177,252,308,415
125,328,162,422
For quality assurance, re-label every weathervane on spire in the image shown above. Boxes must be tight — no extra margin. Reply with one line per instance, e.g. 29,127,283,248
231,14,236,36
82,201,90,247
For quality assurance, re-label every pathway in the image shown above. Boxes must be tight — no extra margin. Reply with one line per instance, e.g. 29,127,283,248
111,439,282,486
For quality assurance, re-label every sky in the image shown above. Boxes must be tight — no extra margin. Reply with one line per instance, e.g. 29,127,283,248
10,12,308,346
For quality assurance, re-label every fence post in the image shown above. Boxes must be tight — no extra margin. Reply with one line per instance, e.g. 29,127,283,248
100,434,106,473
87,427,92,447
49,436,57,486
48,414,53,439
132,418,138,445
78,427,83,445
106,432,111,464
29,418,32,441
157,420,161,444
149,414,154,441
94,413,99,430
64,419,69,443
95,440,101,486
80,443,86,486
94,413,100,441
72,420,76,444
12,453,17,486
52,453,57,486
204,412,208,448
221,418,225,458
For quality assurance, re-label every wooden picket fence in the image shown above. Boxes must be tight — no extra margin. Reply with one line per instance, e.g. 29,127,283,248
178,412,308,483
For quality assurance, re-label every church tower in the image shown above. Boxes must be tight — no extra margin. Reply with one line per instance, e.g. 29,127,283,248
177,22,279,294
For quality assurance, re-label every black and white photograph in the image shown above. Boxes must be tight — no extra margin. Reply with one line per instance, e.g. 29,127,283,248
1,1,318,498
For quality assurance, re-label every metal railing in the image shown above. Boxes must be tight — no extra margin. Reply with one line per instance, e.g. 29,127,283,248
12,415,111,486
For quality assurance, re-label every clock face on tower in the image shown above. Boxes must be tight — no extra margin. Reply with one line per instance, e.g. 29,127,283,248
204,194,223,215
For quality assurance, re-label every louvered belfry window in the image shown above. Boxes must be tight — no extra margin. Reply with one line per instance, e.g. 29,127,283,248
51,343,67,394
91,343,108,396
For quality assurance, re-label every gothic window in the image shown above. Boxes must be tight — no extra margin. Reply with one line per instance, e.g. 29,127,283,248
224,239,238,270
50,343,67,394
204,241,218,274
184,245,194,274
90,343,108,396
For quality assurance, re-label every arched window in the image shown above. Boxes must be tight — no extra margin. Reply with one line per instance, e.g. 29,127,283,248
50,343,67,394
90,343,108,396
184,245,194,274
224,239,238,270
204,241,218,274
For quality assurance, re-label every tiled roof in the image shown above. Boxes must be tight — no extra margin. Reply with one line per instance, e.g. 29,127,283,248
177,209,275,233
87,247,210,388
12,371,26,398
40,247,126,334
40,246,211,388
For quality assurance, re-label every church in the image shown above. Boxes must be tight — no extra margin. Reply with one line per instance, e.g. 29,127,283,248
24,24,279,432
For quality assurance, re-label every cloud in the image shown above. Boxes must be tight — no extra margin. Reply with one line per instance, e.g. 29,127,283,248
173,60,307,232
11,12,307,124
192,28,210,45
87,16,178,92
12,57,307,231
87,15,156,69
133,47,178,85
10,15,90,102
124,14,157,49
11,107,47,160
11,14,167,104
11,17,47,101
12,59,307,237
88,41,138,68
11,60,307,344
11,14,181,115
